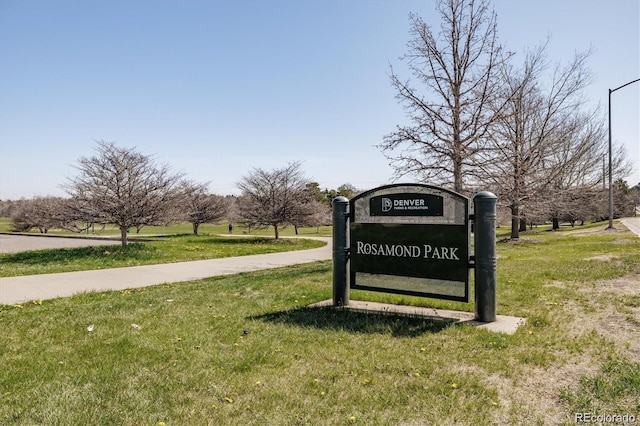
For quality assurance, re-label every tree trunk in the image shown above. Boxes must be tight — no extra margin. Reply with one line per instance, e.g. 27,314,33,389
552,218,560,230
519,217,527,232
120,226,128,247
510,204,519,240
274,224,279,239
453,156,463,193
193,223,199,235
294,225,299,235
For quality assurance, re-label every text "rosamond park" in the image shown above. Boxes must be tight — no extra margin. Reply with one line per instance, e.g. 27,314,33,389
355,241,460,260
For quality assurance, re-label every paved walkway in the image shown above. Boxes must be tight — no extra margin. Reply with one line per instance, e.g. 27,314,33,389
0,233,122,253
0,237,332,305
620,217,640,238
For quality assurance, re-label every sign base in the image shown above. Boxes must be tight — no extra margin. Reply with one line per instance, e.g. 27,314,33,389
310,299,525,334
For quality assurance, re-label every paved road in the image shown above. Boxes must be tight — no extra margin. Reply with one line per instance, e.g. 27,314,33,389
620,217,640,238
0,237,332,305
0,234,121,253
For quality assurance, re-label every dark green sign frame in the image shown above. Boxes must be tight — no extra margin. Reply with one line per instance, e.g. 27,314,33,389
349,184,470,302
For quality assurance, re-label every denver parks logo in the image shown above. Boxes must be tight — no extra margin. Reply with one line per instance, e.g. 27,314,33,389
371,193,444,217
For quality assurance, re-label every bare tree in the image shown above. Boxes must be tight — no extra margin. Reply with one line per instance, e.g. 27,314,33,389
551,187,604,227
304,199,331,232
60,196,108,234
178,181,228,235
0,199,21,218
290,198,330,235
541,109,637,230
380,0,510,192
10,196,68,233
63,141,184,246
478,44,603,238
10,198,43,232
612,179,637,219
233,194,265,234
236,161,312,239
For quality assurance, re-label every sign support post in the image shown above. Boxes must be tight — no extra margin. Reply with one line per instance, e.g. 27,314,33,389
473,191,497,322
332,196,349,306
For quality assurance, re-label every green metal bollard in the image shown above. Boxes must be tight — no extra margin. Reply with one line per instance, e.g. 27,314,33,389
473,191,497,322
332,196,349,306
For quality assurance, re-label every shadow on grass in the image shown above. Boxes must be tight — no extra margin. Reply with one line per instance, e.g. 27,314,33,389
251,305,455,337
152,234,299,245
211,237,298,245
0,236,305,267
0,243,153,266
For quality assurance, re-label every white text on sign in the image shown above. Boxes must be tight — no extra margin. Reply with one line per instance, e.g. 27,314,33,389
355,241,460,260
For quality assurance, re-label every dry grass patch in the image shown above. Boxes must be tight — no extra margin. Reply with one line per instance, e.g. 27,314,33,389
573,275,640,363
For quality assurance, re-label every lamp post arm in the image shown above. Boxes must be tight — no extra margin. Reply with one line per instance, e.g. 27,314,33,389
612,78,640,94
608,77,640,229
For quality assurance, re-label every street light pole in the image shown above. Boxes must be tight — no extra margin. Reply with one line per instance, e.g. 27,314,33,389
608,78,640,229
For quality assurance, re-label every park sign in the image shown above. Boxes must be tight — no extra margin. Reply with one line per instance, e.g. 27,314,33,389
349,184,470,302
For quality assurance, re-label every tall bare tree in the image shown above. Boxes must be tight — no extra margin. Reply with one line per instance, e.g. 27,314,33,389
478,44,604,238
380,0,509,192
236,161,312,239
64,141,183,246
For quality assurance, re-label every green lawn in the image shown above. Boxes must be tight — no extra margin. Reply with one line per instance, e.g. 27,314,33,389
0,234,325,277
0,217,9,232
1,222,639,424
0,218,332,238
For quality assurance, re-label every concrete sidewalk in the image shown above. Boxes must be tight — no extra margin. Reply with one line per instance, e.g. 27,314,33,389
0,233,122,253
621,218,640,238
0,238,331,305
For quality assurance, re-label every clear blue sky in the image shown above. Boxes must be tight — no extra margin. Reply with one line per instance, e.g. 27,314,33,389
1,0,638,200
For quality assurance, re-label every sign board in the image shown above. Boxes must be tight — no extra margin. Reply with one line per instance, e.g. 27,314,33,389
349,184,470,302
369,193,444,217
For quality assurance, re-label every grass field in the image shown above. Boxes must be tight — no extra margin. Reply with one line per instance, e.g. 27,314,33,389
1,222,639,424
0,218,332,238
0,234,325,277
